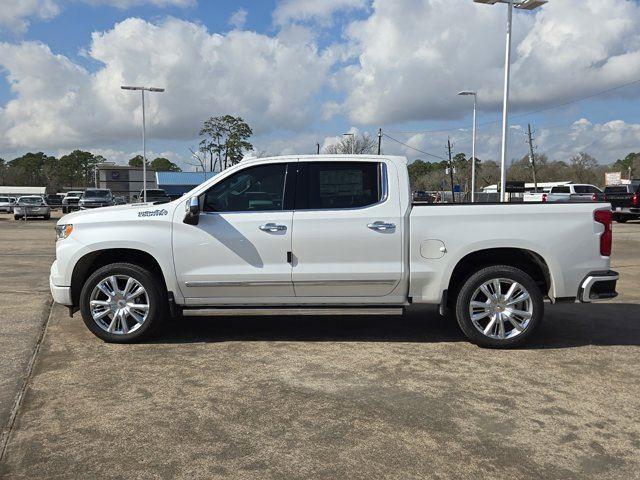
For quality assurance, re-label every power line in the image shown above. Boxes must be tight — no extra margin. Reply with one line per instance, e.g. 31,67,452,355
385,78,640,136
382,133,447,160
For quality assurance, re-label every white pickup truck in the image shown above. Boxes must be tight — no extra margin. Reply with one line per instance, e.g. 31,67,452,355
50,156,619,348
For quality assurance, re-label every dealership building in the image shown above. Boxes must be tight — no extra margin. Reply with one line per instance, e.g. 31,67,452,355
96,165,157,201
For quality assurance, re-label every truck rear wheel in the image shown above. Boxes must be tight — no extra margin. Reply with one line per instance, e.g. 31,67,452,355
79,263,165,343
454,265,543,348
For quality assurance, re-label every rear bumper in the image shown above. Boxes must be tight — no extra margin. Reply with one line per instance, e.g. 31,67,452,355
578,271,619,303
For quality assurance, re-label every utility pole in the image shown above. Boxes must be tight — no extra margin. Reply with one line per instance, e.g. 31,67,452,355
377,128,382,155
447,138,456,203
317,143,320,155
526,123,538,193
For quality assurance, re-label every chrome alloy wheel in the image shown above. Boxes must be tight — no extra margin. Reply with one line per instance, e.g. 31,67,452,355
469,278,533,340
89,275,149,335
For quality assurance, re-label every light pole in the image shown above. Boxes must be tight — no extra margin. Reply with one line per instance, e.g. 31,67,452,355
342,133,356,154
473,0,547,202
458,91,478,202
121,85,165,203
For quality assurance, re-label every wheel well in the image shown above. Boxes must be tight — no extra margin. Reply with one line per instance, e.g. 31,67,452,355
447,248,551,306
70,249,167,307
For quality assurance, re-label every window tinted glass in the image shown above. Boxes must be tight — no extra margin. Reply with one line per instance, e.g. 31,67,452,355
552,186,570,193
605,186,627,194
574,185,600,194
204,163,287,212
0,197,9,202
301,162,381,210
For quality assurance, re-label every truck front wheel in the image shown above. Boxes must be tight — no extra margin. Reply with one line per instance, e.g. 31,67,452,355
455,265,544,348
79,263,165,343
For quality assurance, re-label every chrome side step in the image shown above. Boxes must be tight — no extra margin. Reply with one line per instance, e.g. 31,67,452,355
182,307,404,317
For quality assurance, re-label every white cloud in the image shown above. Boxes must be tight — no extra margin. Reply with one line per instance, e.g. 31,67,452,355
0,17,333,151
228,8,248,29
273,0,368,26
337,0,640,125
0,0,60,34
0,0,194,33
379,118,640,165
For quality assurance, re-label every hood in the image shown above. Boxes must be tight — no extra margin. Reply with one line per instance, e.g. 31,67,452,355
57,201,178,225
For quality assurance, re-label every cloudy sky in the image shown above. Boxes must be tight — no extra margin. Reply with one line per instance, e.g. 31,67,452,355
1,0,640,169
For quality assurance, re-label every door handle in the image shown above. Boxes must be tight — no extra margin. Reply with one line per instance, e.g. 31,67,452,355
259,223,287,232
367,221,396,231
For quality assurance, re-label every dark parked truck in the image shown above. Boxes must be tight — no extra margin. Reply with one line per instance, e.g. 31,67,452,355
137,189,172,204
79,189,114,209
604,181,640,223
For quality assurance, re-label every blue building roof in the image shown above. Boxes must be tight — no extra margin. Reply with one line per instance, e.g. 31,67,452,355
156,171,218,186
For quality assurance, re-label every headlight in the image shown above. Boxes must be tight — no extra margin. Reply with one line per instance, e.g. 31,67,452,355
56,224,73,240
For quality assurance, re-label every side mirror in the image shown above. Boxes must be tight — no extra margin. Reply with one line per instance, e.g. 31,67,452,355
183,196,200,225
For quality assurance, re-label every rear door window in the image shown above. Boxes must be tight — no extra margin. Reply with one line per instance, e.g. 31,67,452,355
551,186,570,194
296,162,383,210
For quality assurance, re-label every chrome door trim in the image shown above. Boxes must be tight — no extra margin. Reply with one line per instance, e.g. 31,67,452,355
185,279,398,288
294,279,398,286
185,280,292,288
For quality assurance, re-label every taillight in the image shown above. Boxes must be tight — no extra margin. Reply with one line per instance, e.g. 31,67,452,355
542,193,548,203
633,194,639,207
594,209,612,257
591,193,597,202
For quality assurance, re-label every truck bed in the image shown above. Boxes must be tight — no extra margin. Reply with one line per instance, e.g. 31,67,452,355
408,202,610,303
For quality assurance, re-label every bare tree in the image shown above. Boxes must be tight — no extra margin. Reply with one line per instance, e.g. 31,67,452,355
324,133,377,155
184,147,208,172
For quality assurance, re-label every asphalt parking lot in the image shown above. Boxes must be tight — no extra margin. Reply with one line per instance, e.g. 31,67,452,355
0,212,639,479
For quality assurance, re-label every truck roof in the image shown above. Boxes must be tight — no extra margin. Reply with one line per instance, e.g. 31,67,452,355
242,155,408,164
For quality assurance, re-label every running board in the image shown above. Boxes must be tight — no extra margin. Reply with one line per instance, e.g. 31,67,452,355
182,307,404,317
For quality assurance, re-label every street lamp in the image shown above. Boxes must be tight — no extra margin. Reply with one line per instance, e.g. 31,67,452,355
473,0,547,202
342,133,356,155
458,91,478,203
121,85,165,203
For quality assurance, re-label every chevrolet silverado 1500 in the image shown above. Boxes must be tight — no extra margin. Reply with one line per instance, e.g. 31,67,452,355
50,156,619,348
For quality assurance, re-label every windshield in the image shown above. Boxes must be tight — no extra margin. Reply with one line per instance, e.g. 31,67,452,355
19,197,44,205
67,192,82,198
83,190,111,198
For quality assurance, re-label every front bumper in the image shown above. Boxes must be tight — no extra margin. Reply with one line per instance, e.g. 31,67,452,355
50,260,72,305
578,271,619,303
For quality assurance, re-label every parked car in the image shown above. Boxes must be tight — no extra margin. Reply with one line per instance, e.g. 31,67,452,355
413,191,433,203
543,184,606,203
0,196,14,213
604,182,640,223
44,194,64,209
136,189,172,204
14,196,51,220
79,189,114,210
62,191,84,213
51,155,618,348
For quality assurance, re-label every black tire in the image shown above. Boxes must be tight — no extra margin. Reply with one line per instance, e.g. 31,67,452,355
13,215,20,220
616,218,628,224
62,206,68,214
454,265,544,348
80,263,165,343
44,214,51,220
